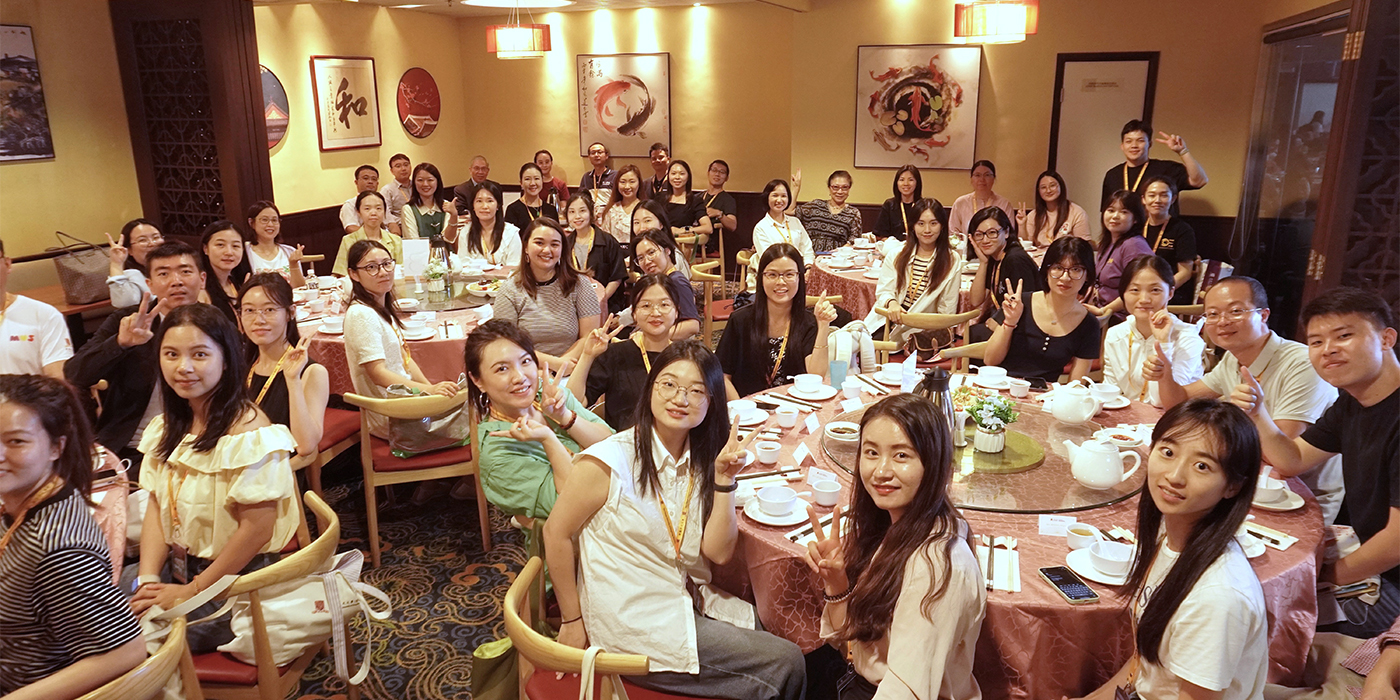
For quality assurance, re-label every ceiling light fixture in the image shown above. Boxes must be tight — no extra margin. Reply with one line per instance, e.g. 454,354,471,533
484,0,554,59
952,0,1039,44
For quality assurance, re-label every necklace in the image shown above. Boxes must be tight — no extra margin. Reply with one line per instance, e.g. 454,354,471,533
1123,162,1148,193
246,346,292,405
0,474,63,558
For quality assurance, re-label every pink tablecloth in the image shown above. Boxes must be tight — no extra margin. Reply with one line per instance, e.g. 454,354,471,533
308,307,485,395
717,376,1322,700
808,263,879,321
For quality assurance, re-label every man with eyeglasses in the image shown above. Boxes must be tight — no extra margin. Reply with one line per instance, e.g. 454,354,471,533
1154,276,1343,522
702,160,737,254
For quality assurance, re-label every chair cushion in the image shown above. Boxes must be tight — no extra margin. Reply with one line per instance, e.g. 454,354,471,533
369,435,473,473
192,651,294,685
318,408,360,453
711,299,734,322
526,669,708,700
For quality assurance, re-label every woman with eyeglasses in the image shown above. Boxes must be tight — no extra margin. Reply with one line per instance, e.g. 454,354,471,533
466,320,611,521
718,243,837,400
865,199,964,350
982,236,1100,383
564,192,628,315
966,207,1042,317
104,218,164,308
236,273,329,469
544,341,806,700
630,229,701,340
197,220,253,325
505,162,560,235
795,170,864,252
568,274,688,430
633,200,692,279
874,166,921,241
1102,255,1205,407
343,240,458,438
333,191,403,277
1094,190,1154,312
244,201,306,287
459,181,521,267
1015,171,1090,248
949,161,1014,246
600,165,644,245
493,219,602,367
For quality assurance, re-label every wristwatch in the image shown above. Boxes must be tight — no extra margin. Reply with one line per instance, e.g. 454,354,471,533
714,481,737,493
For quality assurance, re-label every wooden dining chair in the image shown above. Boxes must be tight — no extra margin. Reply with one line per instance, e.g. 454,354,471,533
303,406,361,499
1166,303,1205,320
673,234,701,263
78,616,203,700
804,294,844,307
939,341,988,373
872,340,899,365
871,307,982,333
193,492,356,700
342,391,491,565
735,249,753,292
505,557,706,700
691,260,728,350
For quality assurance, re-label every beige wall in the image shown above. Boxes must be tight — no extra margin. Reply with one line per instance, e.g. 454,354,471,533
0,0,141,264
254,3,472,212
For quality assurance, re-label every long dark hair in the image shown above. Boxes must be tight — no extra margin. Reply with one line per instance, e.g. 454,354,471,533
893,198,954,297
1099,190,1147,253
630,228,681,274
606,165,644,210
564,192,598,236
630,199,673,242
0,374,98,501
120,217,161,274
244,201,280,242
466,181,508,256
515,218,580,299
1128,398,1259,666
236,272,300,366
464,320,541,416
199,220,253,319
346,239,401,329
662,159,694,199
746,243,812,370
409,162,449,209
840,393,963,643
1041,236,1098,295
154,304,257,459
1032,170,1070,243
967,206,1022,250
631,340,729,519
891,165,923,202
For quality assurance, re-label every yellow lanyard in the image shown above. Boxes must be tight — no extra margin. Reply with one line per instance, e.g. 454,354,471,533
1126,331,1150,403
656,474,697,560
166,468,189,540
775,217,793,245
633,332,659,374
768,325,791,387
989,257,1005,309
1123,162,1148,193
525,203,542,222
900,203,909,236
1146,217,1169,252
0,474,63,558
703,192,719,210
246,347,292,405
391,323,414,374
488,399,546,425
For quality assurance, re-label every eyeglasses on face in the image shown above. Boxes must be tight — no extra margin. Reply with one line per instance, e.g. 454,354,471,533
828,184,851,191
970,228,1003,242
653,379,709,405
636,301,676,315
1203,307,1263,325
356,260,395,274
254,216,280,225
762,271,800,283
1048,265,1087,280
239,306,286,320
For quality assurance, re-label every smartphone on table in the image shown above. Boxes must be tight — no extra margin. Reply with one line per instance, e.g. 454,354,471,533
1039,566,1099,604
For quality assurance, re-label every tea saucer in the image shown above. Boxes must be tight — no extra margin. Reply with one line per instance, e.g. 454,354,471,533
403,328,437,341
789,384,839,401
824,421,860,442
1239,536,1266,559
972,376,1010,390
874,372,903,385
1252,489,1304,512
861,269,881,280
1101,396,1131,409
317,324,344,336
1094,428,1145,447
1066,548,1129,586
743,499,809,527
737,409,770,426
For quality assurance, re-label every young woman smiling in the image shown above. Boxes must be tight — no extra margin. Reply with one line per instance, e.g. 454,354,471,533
333,190,403,277
746,179,814,296
1073,399,1266,700
1102,255,1205,406
864,198,964,347
105,218,164,308
197,220,253,325
544,341,806,700
236,273,329,470
632,200,692,279
795,170,864,252
966,206,1042,339
1016,170,1090,247
1094,190,1153,311
493,219,602,367
874,165,921,241
467,320,611,521
630,229,701,340
659,160,713,242
460,181,521,267
805,394,984,700
244,201,306,287
343,240,458,439
718,243,837,400
505,162,560,235
564,192,628,315
399,162,459,243
569,274,688,430
534,149,571,209
950,160,1014,246
601,165,644,245
0,375,145,700
983,236,1100,383
128,303,300,654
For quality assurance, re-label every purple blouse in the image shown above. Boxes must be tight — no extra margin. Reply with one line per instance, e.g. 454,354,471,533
1095,235,1155,306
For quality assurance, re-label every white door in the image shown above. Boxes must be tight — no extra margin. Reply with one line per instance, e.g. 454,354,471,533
1053,59,1153,218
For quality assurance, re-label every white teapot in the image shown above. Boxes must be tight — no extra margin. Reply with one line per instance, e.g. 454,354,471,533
1064,439,1141,490
1042,381,1102,425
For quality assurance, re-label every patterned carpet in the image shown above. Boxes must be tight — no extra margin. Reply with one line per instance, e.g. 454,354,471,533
291,460,528,700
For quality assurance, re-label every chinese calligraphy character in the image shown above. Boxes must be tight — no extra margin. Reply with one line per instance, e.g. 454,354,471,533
334,77,368,129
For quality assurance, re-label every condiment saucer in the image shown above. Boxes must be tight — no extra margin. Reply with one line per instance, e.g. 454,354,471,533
744,499,809,527
1252,489,1304,512
789,385,839,401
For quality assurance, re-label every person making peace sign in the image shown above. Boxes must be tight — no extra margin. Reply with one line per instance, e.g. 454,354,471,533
981,236,1102,384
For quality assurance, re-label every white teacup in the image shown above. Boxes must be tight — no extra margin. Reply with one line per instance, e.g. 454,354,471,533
1256,475,1287,503
757,486,796,516
728,399,757,424
1089,540,1133,576
1008,378,1032,398
403,319,426,334
794,373,822,394
881,362,902,379
775,406,799,428
307,298,325,314
1090,383,1120,403
1066,523,1101,551
842,379,861,399
756,441,782,465
293,288,316,303
320,318,344,333
813,480,841,507
977,366,1008,382
317,275,339,288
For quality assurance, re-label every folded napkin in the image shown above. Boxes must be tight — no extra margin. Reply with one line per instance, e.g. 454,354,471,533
975,537,1021,592
1243,521,1299,551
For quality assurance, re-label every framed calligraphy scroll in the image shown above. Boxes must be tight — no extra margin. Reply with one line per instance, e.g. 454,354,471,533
576,53,670,158
310,55,381,151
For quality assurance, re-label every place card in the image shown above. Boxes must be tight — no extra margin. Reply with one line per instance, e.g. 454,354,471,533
401,239,429,276
901,354,918,393
791,443,812,466
840,397,865,413
1037,514,1077,537
807,467,837,485
804,414,822,434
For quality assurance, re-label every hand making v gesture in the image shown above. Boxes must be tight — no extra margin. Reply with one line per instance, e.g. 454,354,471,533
117,293,170,348
803,505,849,597
715,416,764,486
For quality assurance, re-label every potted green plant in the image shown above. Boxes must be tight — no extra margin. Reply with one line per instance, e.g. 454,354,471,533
969,393,1018,453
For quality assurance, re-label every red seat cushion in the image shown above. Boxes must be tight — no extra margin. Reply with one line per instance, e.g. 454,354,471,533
369,435,473,473
318,408,360,453
526,669,707,700
711,299,734,322
192,652,294,685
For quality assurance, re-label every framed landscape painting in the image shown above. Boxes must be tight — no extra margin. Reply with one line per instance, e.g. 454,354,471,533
0,25,55,162
577,53,670,158
854,45,983,169
310,55,381,151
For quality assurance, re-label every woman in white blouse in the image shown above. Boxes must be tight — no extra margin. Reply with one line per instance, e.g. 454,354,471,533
342,239,458,438
1102,254,1205,406
544,341,806,700
244,201,306,287
600,165,644,245
746,178,814,295
104,218,163,308
457,181,521,267
804,393,984,700
862,198,964,347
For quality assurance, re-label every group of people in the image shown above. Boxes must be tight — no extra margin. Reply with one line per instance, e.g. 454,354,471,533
1,118,1397,700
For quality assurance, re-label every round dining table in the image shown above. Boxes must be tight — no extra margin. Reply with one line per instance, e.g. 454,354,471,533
714,374,1322,700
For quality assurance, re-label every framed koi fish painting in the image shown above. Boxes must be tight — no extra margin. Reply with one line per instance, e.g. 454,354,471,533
577,53,671,158
855,45,983,169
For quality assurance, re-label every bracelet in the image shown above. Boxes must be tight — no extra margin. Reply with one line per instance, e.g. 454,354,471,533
138,574,161,586
713,481,737,493
1001,321,1017,330
561,410,579,431
823,587,852,603
562,615,583,625
812,344,827,350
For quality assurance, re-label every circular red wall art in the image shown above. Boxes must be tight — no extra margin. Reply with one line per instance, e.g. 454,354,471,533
397,67,440,138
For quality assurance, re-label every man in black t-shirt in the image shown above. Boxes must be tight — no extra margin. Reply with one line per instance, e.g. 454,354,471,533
1100,119,1209,214
1243,288,1400,638
640,142,670,201
701,160,737,255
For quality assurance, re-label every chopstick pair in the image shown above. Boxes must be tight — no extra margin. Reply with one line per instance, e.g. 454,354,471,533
737,466,800,481
767,392,821,411
787,511,835,544
856,374,890,395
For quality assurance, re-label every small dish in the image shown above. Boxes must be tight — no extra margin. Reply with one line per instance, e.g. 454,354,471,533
1240,536,1266,559
743,498,809,527
402,328,437,341
825,421,860,443
789,384,839,401
738,409,770,426
874,371,903,386
1066,548,1129,586
1102,396,1131,410
972,376,1010,390
861,269,881,280
1094,429,1145,447
317,323,345,336
1252,489,1304,512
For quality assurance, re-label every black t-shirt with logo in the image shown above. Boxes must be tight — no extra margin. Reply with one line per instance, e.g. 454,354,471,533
1144,218,1198,305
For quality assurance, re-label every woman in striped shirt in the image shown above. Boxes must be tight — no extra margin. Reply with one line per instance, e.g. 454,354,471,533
0,374,144,699
863,198,964,349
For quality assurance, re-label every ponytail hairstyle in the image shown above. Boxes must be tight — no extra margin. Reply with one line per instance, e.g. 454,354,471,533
839,393,963,643
154,304,257,459
0,374,98,502
464,319,540,416
515,218,580,299
345,239,402,329
466,181,508,256
631,340,728,518
1127,398,1259,666
893,198,954,297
